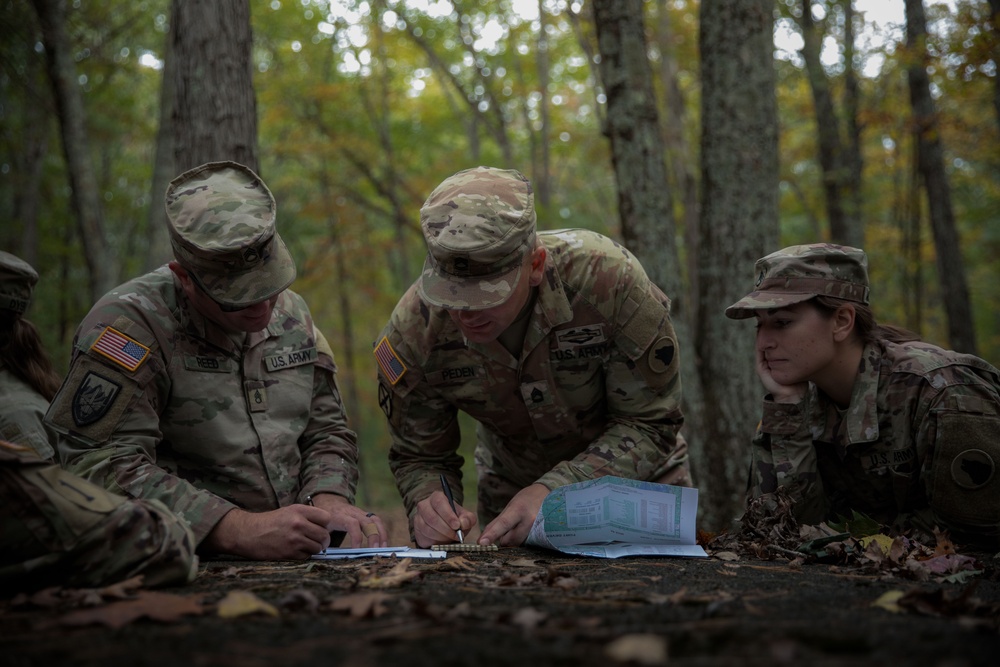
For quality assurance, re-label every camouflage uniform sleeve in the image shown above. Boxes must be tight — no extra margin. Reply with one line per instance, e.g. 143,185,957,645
377,324,464,522
914,368,1000,547
749,391,830,524
0,441,197,591
47,315,238,544
296,325,360,503
536,278,690,491
0,387,57,461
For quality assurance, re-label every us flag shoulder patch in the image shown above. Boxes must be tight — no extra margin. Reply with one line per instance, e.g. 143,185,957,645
91,326,150,372
373,336,406,385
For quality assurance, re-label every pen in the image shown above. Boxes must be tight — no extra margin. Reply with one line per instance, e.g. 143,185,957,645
439,473,464,544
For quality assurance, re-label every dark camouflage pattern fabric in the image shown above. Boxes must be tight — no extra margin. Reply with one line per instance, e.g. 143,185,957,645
0,250,38,315
419,166,537,310
165,161,297,309
726,243,870,319
46,267,359,543
378,229,690,529
1,439,197,593
748,339,1000,547
0,365,57,460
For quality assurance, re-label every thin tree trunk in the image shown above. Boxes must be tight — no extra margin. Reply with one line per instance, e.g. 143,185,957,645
534,0,552,207
990,0,1000,136
841,0,864,247
904,0,977,354
698,0,779,530
30,0,115,302
170,0,259,173
799,2,851,245
144,21,176,272
655,0,700,323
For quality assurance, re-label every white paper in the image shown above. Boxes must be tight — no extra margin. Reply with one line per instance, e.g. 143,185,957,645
525,476,708,559
311,546,446,560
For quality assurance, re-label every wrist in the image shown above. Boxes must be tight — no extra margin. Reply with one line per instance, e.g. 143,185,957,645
204,507,248,553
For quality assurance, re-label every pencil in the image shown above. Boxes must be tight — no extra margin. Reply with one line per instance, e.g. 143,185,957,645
439,473,464,544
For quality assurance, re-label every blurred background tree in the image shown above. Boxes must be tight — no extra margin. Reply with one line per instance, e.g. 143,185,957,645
1,0,996,530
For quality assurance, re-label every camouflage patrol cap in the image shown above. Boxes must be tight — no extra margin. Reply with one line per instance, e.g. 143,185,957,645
725,243,870,319
0,250,39,316
165,161,296,309
418,166,536,311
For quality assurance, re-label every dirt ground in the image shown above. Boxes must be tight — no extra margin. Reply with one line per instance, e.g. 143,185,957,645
3,537,999,667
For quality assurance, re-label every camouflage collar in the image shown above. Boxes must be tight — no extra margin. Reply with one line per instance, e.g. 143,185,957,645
843,341,882,445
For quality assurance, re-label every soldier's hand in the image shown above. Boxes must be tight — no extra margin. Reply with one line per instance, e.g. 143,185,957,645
310,493,388,549
756,346,807,404
203,505,338,560
478,483,549,547
413,491,478,548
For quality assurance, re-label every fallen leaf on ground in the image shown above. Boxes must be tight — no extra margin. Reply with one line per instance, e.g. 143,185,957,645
217,590,279,618
871,590,905,613
358,558,422,588
605,634,668,665
508,606,547,631
278,589,320,613
330,592,391,618
49,591,206,629
440,555,475,571
714,551,740,561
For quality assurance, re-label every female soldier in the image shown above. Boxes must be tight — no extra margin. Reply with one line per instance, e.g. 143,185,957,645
0,251,198,591
725,243,999,547
0,251,62,460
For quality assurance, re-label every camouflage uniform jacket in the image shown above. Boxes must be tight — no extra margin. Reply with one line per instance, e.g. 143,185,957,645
749,339,1000,545
378,229,687,522
47,266,359,543
0,364,57,460
1,438,197,592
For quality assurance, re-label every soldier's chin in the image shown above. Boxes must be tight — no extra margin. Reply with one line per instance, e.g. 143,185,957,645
459,322,497,342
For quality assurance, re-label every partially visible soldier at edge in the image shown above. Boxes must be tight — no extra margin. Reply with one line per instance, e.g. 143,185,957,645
0,251,62,460
726,243,1000,548
1,253,195,592
1,437,198,593
46,160,387,560
375,166,691,548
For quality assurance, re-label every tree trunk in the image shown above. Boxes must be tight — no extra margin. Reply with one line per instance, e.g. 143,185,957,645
698,0,779,530
534,0,552,207
841,0,864,248
170,0,259,174
30,0,115,302
990,0,1000,137
798,1,862,248
145,21,176,272
589,0,707,525
655,0,701,323
904,0,977,354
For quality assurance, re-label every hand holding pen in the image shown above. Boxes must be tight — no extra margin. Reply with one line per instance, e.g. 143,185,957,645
439,474,464,544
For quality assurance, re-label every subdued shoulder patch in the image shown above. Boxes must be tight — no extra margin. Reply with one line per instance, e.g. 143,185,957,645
647,336,677,374
90,326,150,372
48,356,136,444
374,336,407,385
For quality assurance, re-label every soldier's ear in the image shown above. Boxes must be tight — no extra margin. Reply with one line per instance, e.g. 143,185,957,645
831,304,856,342
528,246,546,286
168,262,196,294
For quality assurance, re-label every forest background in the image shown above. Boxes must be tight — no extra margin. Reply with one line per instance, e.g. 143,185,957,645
1,0,997,533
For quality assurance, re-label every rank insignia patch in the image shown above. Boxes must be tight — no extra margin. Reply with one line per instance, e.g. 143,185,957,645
91,326,150,371
72,371,122,426
374,336,407,385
